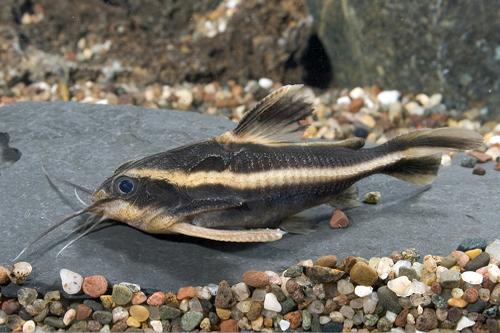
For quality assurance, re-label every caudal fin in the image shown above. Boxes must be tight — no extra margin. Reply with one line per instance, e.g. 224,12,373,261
381,128,483,185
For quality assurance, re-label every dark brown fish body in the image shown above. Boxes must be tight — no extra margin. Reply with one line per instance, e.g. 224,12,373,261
14,85,482,261
88,85,483,243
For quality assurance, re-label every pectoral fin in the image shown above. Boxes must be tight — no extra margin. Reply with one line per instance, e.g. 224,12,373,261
328,185,361,210
280,214,317,235
170,223,286,242
172,197,244,216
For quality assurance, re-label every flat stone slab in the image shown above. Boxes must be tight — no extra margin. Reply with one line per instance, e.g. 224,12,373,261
0,102,498,292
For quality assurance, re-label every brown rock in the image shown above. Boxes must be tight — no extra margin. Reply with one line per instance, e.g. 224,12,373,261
76,303,92,321
147,292,165,306
340,256,358,273
131,291,147,305
220,319,239,332
329,209,349,229
164,292,179,307
246,302,263,321
473,166,486,175
284,311,302,329
305,266,345,283
242,271,269,288
286,279,301,294
348,97,364,113
415,308,438,331
111,319,128,332
495,162,500,171
177,287,196,300
468,151,493,163
447,307,462,322
214,280,234,309
0,266,10,284
394,308,409,327
1,299,20,314
431,282,442,294
349,262,378,286
463,288,479,303
216,307,232,320
315,255,337,268
82,275,108,298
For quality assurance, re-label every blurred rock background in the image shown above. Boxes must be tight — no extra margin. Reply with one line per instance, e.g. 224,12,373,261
0,0,498,120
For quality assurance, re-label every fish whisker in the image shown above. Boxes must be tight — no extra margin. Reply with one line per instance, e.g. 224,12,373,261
74,188,89,207
57,216,107,257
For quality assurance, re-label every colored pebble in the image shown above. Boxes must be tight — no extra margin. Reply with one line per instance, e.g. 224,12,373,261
111,284,132,305
82,275,108,298
59,269,83,295
473,166,486,175
363,191,381,204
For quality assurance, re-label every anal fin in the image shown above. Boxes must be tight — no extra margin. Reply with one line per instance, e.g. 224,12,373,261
170,223,286,242
280,214,317,235
328,185,361,210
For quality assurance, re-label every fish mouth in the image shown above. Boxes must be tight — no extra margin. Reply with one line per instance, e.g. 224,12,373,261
91,189,109,203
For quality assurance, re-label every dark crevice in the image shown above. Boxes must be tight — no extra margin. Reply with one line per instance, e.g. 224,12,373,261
300,34,333,89
0,133,22,172
11,0,34,24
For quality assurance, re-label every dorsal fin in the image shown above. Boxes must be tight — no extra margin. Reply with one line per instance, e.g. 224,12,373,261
217,85,314,144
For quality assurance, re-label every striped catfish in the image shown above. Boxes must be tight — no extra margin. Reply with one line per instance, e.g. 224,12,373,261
16,85,483,257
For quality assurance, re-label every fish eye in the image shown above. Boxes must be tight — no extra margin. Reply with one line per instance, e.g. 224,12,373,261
114,176,136,195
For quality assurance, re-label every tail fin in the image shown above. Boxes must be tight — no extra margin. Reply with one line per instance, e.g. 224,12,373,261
381,128,483,185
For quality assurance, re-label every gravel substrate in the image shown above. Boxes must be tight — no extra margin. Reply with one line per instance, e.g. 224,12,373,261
1,239,499,332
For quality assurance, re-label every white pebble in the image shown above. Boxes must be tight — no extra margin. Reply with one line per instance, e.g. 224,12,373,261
231,282,250,301
354,285,373,297
436,266,449,282
337,279,354,295
461,271,483,285
100,324,111,333
377,90,400,105
297,259,314,267
487,264,500,283
441,154,452,166
206,283,218,296
258,78,273,90
22,320,36,333
10,262,32,284
486,239,500,262
405,101,425,116
112,306,129,323
336,96,351,105
410,280,427,295
195,286,212,300
263,293,282,312
392,260,411,276
387,276,412,297
456,316,475,331
279,319,290,331
119,282,140,292
428,93,443,107
265,271,281,285
319,316,331,325
377,257,394,280
385,311,397,323
349,87,365,99
59,268,83,295
150,320,163,333
412,262,423,277
174,89,193,110
63,308,76,326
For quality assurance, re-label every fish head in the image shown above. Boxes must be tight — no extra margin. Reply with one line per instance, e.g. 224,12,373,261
91,160,181,233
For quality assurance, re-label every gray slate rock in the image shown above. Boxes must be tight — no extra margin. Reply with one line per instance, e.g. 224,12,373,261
306,1,500,115
0,102,499,292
